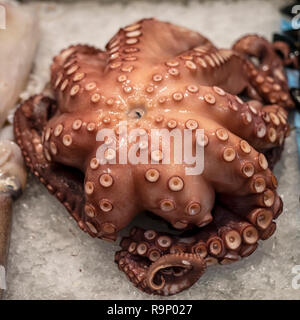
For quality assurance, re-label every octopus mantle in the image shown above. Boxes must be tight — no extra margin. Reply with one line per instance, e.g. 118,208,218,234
14,19,294,296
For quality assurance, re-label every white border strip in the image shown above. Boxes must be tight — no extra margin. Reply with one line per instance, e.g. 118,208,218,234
0,265,7,290
0,5,6,30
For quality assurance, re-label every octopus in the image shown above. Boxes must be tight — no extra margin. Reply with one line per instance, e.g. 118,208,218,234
13,19,294,296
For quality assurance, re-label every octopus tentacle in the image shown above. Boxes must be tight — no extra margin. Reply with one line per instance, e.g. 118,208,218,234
116,179,283,295
116,228,208,295
105,19,252,98
149,82,289,153
218,187,282,243
115,204,262,296
259,222,276,240
51,44,108,113
106,18,212,64
202,88,289,150
42,112,98,170
83,164,139,240
233,35,294,108
214,206,259,245
193,224,227,258
146,253,206,295
201,127,274,196
272,41,299,69
134,164,215,229
14,95,86,226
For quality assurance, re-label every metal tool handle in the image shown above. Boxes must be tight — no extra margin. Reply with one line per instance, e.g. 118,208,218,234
0,193,12,299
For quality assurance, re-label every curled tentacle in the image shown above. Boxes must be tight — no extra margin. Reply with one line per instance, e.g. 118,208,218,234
146,253,206,295
115,199,274,296
116,228,207,295
233,34,294,108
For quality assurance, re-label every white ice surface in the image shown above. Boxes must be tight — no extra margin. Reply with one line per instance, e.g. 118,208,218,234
4,0,300,299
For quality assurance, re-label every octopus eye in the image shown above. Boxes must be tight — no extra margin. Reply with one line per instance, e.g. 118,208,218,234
127,107,145,119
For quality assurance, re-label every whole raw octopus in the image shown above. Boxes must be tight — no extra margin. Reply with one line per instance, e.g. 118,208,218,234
14,19,295,296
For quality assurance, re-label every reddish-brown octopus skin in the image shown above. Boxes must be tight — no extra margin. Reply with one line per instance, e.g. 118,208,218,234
14,18,292,296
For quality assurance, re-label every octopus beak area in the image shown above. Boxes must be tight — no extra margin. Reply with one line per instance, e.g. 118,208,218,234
115,250,206,296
